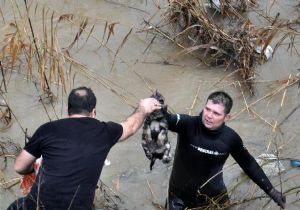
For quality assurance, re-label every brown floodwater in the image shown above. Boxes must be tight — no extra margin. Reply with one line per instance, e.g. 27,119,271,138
1,0,300,209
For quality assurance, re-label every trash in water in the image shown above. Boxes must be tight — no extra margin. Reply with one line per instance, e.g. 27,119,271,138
290,159,300,167
256,153,285,177
210,0,221,12
104,159,111,166
255,45,273,60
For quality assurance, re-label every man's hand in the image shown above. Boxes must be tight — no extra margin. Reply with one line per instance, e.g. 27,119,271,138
119,98,161,141
268,188,286,209
137,98,161,115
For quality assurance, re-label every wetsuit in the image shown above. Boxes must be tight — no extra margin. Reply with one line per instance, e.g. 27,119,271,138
166,113,273,209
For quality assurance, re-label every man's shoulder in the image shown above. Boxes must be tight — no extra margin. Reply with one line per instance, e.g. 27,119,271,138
223,125,241,139
169,113,198,121
38,117,102,130
104,121,122,131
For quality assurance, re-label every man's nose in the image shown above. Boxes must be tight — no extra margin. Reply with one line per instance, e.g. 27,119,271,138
207,111,213,118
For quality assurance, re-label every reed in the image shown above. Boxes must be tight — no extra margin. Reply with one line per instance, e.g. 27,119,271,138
162,0,300,94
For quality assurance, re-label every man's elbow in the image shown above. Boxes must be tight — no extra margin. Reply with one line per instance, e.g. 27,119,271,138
14,163,27,175
119,124,137,142
14,160,33,175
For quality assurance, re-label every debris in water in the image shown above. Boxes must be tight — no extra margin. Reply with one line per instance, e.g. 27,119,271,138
104,159,111,166
256,153,285,176
211,0,221,12
255,45,273,60
290,159,300,168
0,98,12,131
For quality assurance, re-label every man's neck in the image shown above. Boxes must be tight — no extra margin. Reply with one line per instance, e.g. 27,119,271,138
69,114,90,118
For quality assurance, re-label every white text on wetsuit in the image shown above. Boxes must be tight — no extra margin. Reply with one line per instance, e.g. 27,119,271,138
190,144,227,156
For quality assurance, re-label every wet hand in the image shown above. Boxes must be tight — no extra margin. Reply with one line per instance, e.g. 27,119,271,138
269,188,286,209
138,98,161,115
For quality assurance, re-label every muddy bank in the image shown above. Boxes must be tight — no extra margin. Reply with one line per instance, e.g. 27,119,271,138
1,0,300,209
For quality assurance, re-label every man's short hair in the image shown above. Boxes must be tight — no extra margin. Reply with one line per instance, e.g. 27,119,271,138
207,91,233,114
68,87,96,116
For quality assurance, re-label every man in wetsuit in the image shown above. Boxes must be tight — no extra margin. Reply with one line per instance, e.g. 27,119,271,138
166,91,286,209
7,86,161,210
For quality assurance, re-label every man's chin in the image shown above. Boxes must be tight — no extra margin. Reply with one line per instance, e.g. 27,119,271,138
204,123,220,130
204,123,214,130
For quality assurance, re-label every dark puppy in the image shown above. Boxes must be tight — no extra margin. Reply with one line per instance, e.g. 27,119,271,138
142,90,172,170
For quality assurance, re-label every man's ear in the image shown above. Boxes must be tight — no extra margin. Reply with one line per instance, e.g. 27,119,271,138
225,114,231,121
91,108,96,118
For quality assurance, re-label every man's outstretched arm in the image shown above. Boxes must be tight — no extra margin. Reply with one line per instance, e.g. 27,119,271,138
119,98,160,141
231,134,286,209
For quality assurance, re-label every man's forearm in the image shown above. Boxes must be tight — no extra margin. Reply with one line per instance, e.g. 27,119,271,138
126,108,147,133
119,108,147,141
119,97,160,141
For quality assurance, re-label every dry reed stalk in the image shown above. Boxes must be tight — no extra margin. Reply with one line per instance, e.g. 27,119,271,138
67,17,89,50
56,13,153,95
23,0,52,93
278,103,300,127
249,109,276,130
0,61,7,92
0,1,62,107
188,82,201,115
104,0,150,14
53,12,158,99
55,9,157,97
141,20,206,64
143,34,157,54
0,6,5,23
238,81,250,115
111,28,133,71
0,93,29,138
146,179,163,210
0,96,12,131
0,177,21,189
280,74,292,108
106,22,119,45
231,74,300,119
0,106,12,131
162,0,300,93
62,52,137,108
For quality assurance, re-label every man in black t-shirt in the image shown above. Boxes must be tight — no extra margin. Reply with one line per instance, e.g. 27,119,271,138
166,91,286,209
7,86,161,210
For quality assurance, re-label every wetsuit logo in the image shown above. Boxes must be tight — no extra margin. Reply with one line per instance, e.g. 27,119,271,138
190,144,227,156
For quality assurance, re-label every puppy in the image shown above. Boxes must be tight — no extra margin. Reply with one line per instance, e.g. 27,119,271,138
142,90,172,170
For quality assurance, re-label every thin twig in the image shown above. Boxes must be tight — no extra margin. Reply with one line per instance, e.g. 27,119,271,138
188,83,201,115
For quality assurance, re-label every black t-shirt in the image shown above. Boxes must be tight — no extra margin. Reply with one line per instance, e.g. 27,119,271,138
24,117,122,210
167,113,273,207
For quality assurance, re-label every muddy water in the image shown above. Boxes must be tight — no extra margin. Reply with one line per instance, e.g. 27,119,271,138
0,0,300,209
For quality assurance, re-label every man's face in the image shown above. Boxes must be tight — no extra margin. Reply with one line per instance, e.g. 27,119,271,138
202,100,228,130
